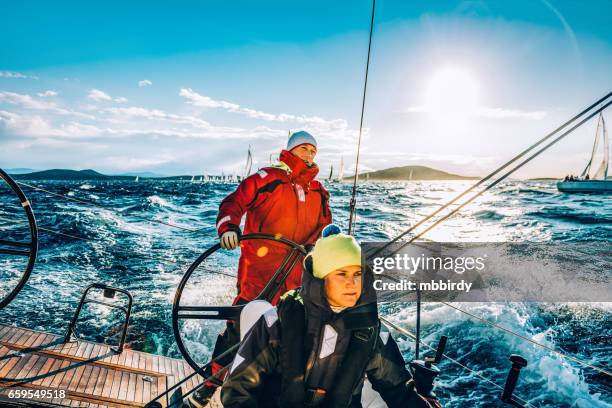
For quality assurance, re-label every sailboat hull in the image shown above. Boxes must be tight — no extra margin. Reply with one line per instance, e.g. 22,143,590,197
557,180,612,193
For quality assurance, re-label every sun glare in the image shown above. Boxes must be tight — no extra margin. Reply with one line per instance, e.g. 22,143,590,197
423,67,482,118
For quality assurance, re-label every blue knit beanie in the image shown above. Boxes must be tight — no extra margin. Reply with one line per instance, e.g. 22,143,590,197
287,130,317,151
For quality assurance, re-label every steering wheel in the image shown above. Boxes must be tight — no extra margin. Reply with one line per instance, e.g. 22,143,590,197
0,168,38,309
171,233,306,377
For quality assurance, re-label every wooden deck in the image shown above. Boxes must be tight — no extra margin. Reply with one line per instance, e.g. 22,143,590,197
0,324,204,407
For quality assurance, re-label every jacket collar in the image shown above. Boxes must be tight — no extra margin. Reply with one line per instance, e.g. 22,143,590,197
278,150,319,187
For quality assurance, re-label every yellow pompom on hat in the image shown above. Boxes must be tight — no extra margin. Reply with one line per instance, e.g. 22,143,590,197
308,225,362,279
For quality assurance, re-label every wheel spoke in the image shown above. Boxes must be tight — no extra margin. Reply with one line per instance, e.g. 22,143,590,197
177,305,244,321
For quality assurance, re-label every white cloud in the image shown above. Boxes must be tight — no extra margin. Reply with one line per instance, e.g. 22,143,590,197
37,90,58,97
103,106,211,129
138,79,153,87
0,71,39,80
0,110,101,138
87,89,112,101
87,89,128,104
178,88,350,132
0,91,94,119
180,88,240,110
0,91,58,110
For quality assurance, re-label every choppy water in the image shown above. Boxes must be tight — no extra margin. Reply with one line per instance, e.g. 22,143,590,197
0,178,610,407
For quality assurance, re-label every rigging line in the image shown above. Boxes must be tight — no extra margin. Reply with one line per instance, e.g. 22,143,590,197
371,98,612,259
380,316,538,408
378,268,612,379
15,180,213,235
388,99,612,251
0,216,238,282
0,215,238,279
0,215,176,265
368,92,612,258
348,0,376,235
440,302,612,377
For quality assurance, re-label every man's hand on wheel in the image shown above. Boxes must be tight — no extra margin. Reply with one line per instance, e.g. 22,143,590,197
220,231,239,250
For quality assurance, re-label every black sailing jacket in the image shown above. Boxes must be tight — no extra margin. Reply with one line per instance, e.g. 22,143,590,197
220,264,441,408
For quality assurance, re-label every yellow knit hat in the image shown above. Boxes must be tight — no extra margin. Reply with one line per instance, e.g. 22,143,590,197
309,233,362,279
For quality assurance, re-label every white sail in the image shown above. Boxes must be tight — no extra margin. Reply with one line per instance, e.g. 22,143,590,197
409,169,413,181
135,176,139,182
581,113,609,180
243,145,253,179
190,175,195,182
337,156,344,182
593,115,609,179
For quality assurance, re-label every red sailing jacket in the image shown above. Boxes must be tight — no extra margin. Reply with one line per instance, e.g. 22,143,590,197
216,150,332,303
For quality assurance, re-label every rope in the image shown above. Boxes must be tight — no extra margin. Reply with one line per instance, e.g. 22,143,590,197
16,180,213,235
348,0,376,235
368,92,612,258
0,215,239,280
378,268,612,379
440,302,612,377
380,316,538,408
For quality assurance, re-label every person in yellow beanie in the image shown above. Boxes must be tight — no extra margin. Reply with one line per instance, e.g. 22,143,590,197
310,230,363,310
219,226,443,408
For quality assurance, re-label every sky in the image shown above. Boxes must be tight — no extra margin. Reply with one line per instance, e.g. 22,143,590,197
1,0,611,178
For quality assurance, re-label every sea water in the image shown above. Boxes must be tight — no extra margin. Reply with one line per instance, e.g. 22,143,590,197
0,179,610,407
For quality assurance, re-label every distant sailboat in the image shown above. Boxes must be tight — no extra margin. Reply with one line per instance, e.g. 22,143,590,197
135,176,139,182
365,172,370,182
336,156,344,182
328,165,333,181
190,175,195,183
243,145,253,179
408,169,413,181
557,113,611,193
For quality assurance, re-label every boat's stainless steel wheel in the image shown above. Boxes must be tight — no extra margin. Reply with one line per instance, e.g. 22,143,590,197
171,233,305,377
0,168,38,309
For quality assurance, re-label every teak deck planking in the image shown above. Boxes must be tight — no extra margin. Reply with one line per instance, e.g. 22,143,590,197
0,324,204,407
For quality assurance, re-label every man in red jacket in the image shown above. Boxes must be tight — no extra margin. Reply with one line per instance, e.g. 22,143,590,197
189,131,332,407
216,130,332,303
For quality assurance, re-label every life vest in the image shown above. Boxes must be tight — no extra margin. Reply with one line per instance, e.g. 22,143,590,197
277,289,380,408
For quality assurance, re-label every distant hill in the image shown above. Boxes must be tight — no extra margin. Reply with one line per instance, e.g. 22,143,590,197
11,168,199,181
355,165,478,181
13,169,132,181
10,166,477,181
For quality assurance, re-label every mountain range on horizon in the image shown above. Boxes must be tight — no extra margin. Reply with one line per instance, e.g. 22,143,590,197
7,166,481,181
6,166,593,181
